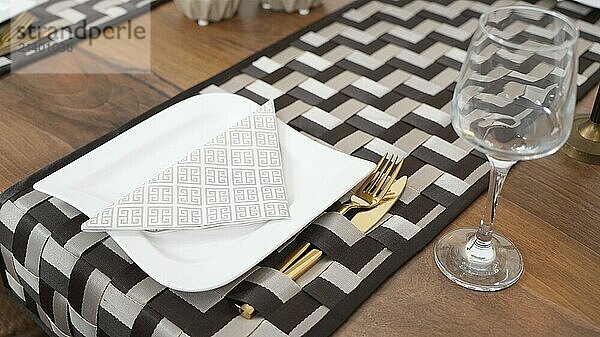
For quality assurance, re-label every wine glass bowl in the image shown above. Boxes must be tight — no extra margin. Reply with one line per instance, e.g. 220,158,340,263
452,6,578,162
435,5,578,291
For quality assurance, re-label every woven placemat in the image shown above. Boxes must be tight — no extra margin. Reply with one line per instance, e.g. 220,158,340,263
1,0,599,337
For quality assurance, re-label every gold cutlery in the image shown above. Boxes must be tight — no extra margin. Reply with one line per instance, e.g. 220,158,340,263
277,154,403,276
0,12,37,42
0,13,35,42
348,175,407,232
277,176,407,282
0,25,56,57
0,12,40,57
238,153,406,319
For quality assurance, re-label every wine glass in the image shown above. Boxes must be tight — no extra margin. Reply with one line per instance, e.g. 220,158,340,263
434,5,578,291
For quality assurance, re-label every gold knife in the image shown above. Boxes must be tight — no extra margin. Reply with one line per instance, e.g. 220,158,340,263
280,176,407,279
351,175,407,232
238,177,407,318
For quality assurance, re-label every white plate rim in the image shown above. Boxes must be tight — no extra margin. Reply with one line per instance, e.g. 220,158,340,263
34,93,375,291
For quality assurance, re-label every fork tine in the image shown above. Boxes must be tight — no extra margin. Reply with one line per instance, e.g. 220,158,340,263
366,154,395,193
364,154,393,192
369,154,397,194
375,158,403,199
369,155,395,195
358,154,390,192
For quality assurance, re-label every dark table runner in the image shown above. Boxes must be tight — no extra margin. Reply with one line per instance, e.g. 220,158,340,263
1,0,599,336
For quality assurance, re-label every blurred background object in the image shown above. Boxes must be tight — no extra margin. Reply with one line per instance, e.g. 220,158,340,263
261,0,322,15
174,0,241,26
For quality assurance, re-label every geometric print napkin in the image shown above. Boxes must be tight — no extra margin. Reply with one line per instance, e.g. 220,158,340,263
82,100,290,231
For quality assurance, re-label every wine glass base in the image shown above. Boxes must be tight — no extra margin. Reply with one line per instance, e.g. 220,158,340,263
434,228,523,292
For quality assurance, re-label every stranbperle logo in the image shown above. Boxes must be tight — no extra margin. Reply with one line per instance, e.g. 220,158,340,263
9,14,152,74
15,20,147,53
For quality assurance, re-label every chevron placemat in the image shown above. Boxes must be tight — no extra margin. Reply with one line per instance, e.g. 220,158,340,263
1,0,599,336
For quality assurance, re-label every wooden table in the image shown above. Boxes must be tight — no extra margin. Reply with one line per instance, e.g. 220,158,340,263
0,1,598,336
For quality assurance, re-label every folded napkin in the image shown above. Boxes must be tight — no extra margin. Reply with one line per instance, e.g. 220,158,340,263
83,100,289,231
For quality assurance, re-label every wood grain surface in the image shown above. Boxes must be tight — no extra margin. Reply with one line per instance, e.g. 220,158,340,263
0,1,598,336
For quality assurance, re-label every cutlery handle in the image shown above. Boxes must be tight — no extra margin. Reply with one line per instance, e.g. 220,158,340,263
277,200,357,273
279,189,402,274
283,248,322,280
277,242,311,272
277,202,357,275
237,243,323,319
238,204,359,319
238,174,406,319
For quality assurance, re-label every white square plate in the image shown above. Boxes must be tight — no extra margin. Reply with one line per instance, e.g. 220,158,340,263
34,93,374,292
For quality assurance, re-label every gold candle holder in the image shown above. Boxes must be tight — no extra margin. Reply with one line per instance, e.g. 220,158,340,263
563,88,600,164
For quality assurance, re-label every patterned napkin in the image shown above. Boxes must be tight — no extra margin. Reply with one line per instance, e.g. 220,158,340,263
82,100,289,231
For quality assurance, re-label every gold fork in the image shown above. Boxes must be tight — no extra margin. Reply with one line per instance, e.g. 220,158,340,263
0,12,39,56
337,154,403,215
0,12,37,43
239,153,403,318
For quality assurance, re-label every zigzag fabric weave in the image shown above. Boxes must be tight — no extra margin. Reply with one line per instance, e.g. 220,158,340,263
1,0,599,336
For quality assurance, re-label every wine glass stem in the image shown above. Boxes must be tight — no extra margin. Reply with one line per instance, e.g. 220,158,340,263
476,157,515,245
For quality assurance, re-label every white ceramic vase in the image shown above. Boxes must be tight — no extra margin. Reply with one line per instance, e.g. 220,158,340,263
174,0,241,26
260,0,322,15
